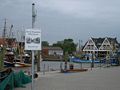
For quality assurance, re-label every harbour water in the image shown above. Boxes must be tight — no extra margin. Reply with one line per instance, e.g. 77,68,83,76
40,61,102,72
13,61,107,74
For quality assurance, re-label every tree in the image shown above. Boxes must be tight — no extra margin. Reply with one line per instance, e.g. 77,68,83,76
42,41,49,47
52,41,63,47
52,39,77,54
63,39,77,54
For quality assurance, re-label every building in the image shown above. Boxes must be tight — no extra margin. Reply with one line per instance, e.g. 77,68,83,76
0,38,17,48
82,37,119,59
42,47,63,56
42,47,63,60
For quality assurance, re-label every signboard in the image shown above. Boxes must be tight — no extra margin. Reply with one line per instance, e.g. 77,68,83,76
25,29,41,50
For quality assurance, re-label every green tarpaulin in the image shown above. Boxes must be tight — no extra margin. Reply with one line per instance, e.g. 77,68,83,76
0,70,31,90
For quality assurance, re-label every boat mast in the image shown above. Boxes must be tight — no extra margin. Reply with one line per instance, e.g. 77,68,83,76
9,24,13,39
3,19,7,38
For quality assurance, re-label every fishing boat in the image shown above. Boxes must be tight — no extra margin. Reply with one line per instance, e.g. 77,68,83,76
14,58,31,67
4,48,31,67
14,53,31,67
4,48,15,67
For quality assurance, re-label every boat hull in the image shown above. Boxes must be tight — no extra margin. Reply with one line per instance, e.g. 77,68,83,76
4,61,15,67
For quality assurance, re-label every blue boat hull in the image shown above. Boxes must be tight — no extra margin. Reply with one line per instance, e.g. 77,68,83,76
71,58,100,63
71,58,119,65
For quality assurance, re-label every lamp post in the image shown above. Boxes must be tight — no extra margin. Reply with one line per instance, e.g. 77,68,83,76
31,3,35,90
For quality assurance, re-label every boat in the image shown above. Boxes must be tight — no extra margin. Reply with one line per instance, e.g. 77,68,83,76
4,48,31,67
4,60,14,67
14,54,31,67
71,57,100,63
14,63,31,67
4,48,15,67
14,58,31,67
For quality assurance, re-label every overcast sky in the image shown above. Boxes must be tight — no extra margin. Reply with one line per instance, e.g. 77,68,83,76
0,0,120,44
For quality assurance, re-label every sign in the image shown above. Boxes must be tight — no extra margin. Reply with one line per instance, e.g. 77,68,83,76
25,29,41,50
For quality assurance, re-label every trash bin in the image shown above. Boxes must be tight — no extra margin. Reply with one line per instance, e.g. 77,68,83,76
69,64,74,70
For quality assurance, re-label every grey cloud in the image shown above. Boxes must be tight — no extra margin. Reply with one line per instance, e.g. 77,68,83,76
0,0,120,44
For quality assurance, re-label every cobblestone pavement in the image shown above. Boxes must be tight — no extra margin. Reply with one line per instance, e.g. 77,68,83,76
15,67,120,90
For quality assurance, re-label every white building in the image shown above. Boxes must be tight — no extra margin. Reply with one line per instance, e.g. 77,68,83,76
48,47,63,56
82,37,119,59
42,47,63,56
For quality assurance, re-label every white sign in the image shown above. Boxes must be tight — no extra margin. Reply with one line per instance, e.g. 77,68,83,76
25,29,41,50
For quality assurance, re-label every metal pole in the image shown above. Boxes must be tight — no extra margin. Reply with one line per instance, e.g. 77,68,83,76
79,40,80,53
32,3,36,28
31,50,35,90
31,3,36,90
32,2,41,72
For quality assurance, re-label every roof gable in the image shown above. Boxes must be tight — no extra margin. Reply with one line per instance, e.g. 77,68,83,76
83,37,119,51
83,38,98,51
99,38,112,51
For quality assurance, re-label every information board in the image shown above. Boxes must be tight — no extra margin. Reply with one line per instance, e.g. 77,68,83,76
25,29,41,50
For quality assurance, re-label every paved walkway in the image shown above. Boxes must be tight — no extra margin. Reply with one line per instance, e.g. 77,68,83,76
15,66,120,90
